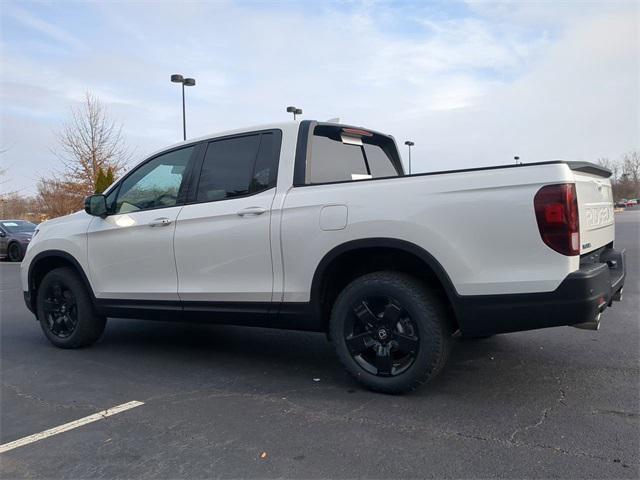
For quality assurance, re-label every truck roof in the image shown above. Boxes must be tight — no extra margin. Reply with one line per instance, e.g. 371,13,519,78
146,120,396,160
148,121,301,158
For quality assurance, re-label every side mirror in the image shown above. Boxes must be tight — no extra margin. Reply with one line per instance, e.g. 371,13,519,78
84,194,108,217
0,231,5,238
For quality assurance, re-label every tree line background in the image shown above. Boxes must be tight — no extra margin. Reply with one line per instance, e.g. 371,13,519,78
597,153,640,202
1,92,639,223
0,93,129,222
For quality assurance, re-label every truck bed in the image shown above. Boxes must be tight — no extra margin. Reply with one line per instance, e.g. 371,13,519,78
280,160,613,300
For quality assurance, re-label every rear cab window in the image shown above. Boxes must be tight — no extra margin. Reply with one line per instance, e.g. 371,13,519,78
305,124,403,185
194,130,281,203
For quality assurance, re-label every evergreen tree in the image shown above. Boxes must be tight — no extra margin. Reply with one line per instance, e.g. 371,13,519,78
94,167,109,194
105,166,115,188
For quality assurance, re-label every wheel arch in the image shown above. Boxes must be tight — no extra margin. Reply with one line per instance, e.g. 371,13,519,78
310,238,460,331
27,250,96,313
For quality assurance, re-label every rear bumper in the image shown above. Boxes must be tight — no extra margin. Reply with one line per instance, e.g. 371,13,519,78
456,248,626,337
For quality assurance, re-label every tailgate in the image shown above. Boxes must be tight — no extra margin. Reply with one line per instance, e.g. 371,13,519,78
572,169,614,254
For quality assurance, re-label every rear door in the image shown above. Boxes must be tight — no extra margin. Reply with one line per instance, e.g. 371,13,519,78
573,169,615,253
174,130,281,303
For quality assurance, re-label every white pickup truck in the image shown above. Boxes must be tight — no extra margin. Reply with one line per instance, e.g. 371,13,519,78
21,120,626,393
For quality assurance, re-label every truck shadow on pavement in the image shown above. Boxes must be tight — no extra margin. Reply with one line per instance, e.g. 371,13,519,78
94,318,549,396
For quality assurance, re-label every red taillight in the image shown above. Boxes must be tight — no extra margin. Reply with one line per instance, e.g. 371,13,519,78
534,183,580,256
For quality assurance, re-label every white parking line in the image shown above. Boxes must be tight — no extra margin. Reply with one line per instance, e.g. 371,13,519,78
0,400,144,454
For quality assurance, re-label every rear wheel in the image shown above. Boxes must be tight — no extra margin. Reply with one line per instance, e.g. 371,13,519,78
7,242,22,262
330,271,452,394
36,267,106,348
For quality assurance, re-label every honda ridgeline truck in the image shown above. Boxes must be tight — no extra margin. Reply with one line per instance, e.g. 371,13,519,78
21,121,626,393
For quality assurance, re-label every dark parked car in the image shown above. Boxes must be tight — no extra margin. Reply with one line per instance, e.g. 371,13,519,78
0,220,37,262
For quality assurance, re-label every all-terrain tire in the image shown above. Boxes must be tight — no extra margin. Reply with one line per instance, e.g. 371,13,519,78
330,271,453,394
37,267,106,348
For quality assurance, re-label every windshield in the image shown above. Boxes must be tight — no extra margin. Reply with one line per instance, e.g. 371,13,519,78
1,221,36,234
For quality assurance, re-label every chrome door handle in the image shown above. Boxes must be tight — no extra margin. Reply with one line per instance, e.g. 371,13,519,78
237,207,267,217
149,218,172,227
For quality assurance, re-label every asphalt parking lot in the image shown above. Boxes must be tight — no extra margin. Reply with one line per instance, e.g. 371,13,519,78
1,211,638,479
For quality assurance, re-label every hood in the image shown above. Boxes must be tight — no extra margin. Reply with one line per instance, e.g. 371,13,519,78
38,210,85,229
13,232,34,239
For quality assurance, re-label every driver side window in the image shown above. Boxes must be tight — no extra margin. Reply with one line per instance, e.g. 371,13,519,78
114,146,194,214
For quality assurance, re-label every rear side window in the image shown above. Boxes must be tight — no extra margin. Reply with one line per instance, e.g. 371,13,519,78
196,131,280,203
306,125,401,184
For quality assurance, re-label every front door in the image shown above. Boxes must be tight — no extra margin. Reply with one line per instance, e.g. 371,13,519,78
87,145,197,302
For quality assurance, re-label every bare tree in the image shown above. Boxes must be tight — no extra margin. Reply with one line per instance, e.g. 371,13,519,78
597,151,640,200
35,178,86,219
597,157,615,176
618,151,640,200
0,192,40,222
0,147,12,194
0,165,6,191
54,92,130,196
622,151,640,183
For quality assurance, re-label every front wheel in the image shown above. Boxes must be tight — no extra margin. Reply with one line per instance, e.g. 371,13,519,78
330,272,452,394
36,267,106,348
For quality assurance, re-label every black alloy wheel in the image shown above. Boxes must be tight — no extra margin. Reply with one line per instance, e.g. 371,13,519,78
330,271,452,394
36,267,106,348
345,296,419,377
41,281,79,339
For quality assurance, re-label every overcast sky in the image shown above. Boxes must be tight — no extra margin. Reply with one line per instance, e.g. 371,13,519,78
1,0,638,195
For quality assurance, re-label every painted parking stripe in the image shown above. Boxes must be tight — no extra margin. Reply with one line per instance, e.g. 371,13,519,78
0,400,144,454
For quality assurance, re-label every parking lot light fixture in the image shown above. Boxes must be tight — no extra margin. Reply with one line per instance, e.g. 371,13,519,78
171,74,196,140
286,106,302,121
404,141,414,174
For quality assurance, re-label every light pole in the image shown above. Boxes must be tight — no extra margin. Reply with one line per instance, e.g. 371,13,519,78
171,74,196,140
404,141,414,174
514,156,520,165
286,106,302,120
